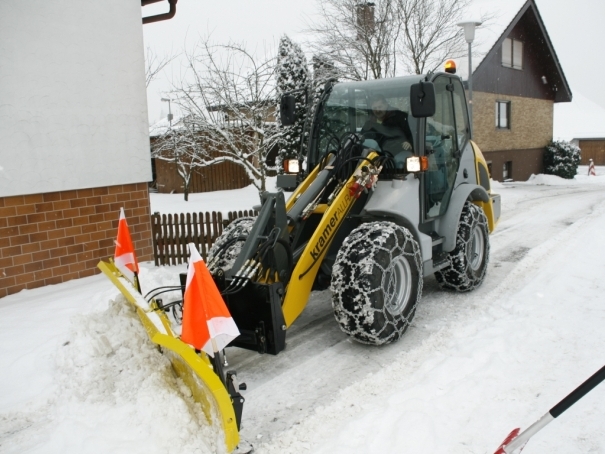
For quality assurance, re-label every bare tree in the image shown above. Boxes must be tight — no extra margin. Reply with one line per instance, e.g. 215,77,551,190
307,0,492,79
151,118,211,201
305,0,402,81
145,47,177,87
169,39,280,199
397,0,476,74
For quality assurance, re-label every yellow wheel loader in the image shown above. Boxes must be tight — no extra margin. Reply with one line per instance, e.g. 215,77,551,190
100,72,500,452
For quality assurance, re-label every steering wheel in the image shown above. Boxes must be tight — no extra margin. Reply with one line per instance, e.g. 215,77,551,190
322,117,349,156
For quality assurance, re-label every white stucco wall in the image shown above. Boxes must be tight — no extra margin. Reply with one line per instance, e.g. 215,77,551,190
0,1,151,197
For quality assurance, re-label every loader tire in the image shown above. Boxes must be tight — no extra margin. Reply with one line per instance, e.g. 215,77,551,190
331,222,423,345
208,217,256,273
435,201,489,292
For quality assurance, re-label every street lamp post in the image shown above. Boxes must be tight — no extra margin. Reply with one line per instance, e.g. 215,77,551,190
161,97,173,127
457,20,482,136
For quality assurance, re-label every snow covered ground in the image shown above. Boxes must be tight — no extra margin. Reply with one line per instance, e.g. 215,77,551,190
149,177,280,216
2,170,605,453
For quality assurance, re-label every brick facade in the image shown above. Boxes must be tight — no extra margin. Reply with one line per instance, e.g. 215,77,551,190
482,148,544,181
0,183,153,298
471,92,553,180
473,91,553,152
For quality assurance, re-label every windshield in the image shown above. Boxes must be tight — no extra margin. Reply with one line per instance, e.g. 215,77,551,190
311,77,421,168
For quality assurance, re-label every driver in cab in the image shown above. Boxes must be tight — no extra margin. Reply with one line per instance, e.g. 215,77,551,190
361,94,414,168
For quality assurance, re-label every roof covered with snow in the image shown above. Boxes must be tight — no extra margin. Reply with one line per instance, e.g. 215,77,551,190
149,116,181,137
554,91,605,141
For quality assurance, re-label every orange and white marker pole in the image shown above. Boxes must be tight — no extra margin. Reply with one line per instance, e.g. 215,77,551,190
588,159,596,176
114,207,141,292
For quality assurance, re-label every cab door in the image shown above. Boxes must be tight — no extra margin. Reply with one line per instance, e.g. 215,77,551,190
423,76,469,218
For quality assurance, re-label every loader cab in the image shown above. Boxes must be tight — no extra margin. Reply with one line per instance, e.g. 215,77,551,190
307,75,470,221
308,77,421,171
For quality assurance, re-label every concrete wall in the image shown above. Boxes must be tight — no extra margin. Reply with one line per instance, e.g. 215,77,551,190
473,91,553,152
0,1,152,198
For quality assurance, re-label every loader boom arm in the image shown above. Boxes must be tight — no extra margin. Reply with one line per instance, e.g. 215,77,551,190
282,151,379,326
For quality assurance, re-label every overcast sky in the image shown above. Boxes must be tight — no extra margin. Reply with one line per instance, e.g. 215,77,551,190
142,0,605,125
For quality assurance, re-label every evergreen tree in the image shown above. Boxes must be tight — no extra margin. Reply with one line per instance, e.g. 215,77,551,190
310,54,339,115
276,35,309,171
544,140,581,179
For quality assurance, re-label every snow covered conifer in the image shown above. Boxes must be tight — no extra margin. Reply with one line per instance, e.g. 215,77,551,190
310,54,339,114
276,35,309,172
543,140,581,179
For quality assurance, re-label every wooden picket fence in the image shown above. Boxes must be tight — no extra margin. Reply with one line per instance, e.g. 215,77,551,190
150,210,258,266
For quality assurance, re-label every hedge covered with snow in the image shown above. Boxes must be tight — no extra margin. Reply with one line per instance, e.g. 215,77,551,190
543,140,581,179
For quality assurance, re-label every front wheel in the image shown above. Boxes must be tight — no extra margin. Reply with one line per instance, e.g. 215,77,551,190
435,201,490,292
207,217,256,273
331,222,423,345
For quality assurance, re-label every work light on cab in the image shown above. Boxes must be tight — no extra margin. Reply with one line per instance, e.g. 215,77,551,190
406,156,429,173
284,159,300,174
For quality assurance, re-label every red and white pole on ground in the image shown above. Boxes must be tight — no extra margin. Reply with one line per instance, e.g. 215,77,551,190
495,364,605,454
588,159,596,176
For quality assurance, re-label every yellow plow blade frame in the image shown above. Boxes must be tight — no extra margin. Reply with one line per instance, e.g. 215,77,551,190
97,260,240,453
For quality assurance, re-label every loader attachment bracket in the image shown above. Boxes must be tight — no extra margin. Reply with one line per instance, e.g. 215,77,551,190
219,278,287,355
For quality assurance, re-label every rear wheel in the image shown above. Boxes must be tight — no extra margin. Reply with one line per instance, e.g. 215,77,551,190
435,201,489,292
331,222,423,345
207,217,256,273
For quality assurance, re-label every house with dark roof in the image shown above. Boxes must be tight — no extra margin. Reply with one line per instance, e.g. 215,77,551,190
468,0,572,180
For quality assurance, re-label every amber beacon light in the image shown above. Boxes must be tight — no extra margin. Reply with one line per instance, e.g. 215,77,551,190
444,60,457,74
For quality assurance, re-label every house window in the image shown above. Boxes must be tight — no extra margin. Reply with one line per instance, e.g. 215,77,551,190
502,37,523,69
495,101,510,129
503,161,512,180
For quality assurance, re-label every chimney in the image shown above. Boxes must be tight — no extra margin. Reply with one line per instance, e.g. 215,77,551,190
356,2,376,39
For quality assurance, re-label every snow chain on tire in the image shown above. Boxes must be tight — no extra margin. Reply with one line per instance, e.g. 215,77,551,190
331,221,423,345
435,201,490,292
207,217,256,273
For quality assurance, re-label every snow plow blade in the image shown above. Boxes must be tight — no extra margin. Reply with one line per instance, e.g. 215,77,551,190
97,260,240,453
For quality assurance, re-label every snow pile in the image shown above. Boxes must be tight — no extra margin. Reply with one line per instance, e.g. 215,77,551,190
525,172,605,186
1,282,223,454
52,297,221,453
526,173,579,186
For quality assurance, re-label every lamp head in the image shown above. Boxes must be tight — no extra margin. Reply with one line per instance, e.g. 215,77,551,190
457,20,482,44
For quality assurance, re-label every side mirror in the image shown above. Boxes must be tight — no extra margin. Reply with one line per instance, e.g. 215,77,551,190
280,95,296,126
410,81,436,118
